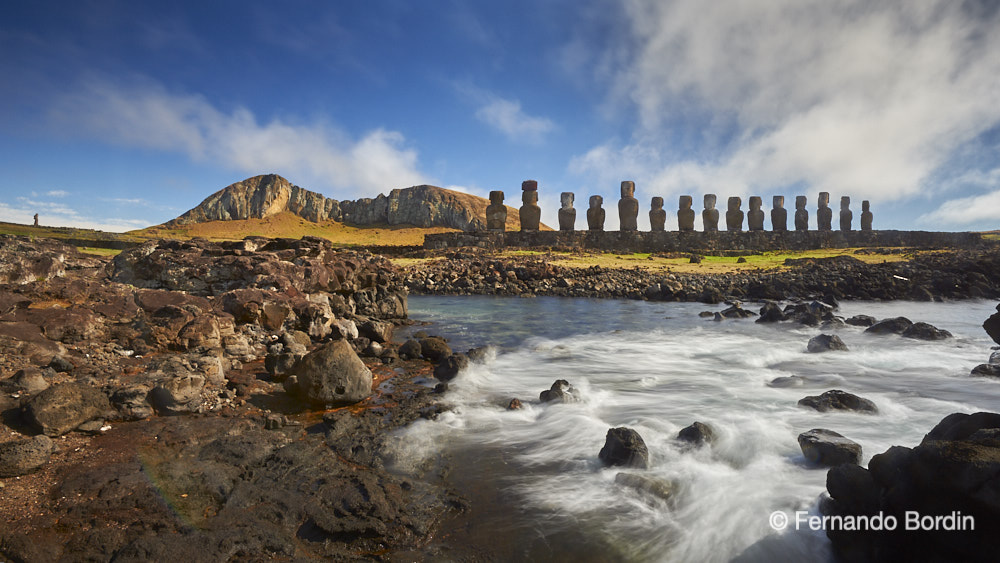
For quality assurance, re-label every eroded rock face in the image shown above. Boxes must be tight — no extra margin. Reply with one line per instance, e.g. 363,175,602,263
798,428,862,467
289,340,372,406
24,382,111,436
0,235,72,285
599,427,650,469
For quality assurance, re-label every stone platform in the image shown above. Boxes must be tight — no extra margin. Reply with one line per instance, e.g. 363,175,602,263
423,230,983,253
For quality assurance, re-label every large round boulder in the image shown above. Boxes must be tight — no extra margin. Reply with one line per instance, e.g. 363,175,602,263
433,353,469,382
290,340,372,406
23,382,110,436
798,428,862,467
798,390,878,414
419,337,451,362
599,427,650,469
0,435,54,477
676,421,716,447
901,321,952,341
807,334,849,353
865,317,913,335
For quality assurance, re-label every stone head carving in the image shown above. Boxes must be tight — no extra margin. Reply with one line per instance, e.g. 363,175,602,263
796,196,807,209
618,183,639,231
486,190,507,232
522,180,538,191
677,195,695,231
590,195,603,209
860,200,873,231
649,197,666,231
747,196,764,231
489,190,504,204
839,196,852,231
726,197,744,231
702,194,720,232
519,186,541,232
561,192,575,208
522,190,538,205
771,195,787,232
651,196,664,210
841,196,850,210
749,196,762,210
621,181,635,198
587,195,606,231
679,195,693,210
862,200,870,212
728,196,741,211
704,194,717,209
817,192,832,230
818,192,830,207
794,196,809,231
558,192,576,231
773,196,784,209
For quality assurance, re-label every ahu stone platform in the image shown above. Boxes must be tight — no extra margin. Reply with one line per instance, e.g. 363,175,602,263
423,230,983,253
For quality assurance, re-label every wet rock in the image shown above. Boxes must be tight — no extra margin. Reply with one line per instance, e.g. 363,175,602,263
264,352,303,377
971,364,1000,378
676,421,715,446
419,336,452,361
719,302,756,319
433,353,469,382
990,350,1000,365
798,429,862,467
398,339,422,360
149,373,206,415
768,375,805,388
756,302,787,323
807,334,849,353
539,379,579,403
984,304,1000,345
24,382,111,436
901,321,952,341
358,319,393,344
615,472,673,502
11,367,50,394
288,339,372,406
466,346,491,363
845,314,877,327
599,427,650,469
798,390,878,414
0,435,54,477
507,398,523,410
865,317,913,335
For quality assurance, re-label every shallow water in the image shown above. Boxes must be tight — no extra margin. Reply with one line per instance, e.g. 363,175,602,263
390,296,1000,562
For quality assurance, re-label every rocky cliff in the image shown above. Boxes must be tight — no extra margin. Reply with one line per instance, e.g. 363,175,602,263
168,174,520,231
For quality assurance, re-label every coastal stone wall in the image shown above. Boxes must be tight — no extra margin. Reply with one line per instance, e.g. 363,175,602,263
423,230,984,252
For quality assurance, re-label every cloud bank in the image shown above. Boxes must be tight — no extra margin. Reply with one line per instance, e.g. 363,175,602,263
475,96,555,143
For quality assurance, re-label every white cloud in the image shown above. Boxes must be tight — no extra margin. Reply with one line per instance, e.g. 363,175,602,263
474,96,555,144
46,190,69,197
50,80,428,198
919,189,1000,226
570,0,1000,206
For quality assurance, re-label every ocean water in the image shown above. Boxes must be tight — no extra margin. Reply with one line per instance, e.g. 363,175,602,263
389,296,1000,562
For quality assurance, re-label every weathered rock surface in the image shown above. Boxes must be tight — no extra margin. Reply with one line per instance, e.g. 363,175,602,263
599,427,650,469
433,353,469,381
0,435,54,477
807,334,849,353
798,390,878,414
288,340,373,406
539,379,579,403
23,382,111,436
419,336,451,362
983,304,1000,344
901,321,952,341
676,421,715,447
865,317,913,335
798,428,862,467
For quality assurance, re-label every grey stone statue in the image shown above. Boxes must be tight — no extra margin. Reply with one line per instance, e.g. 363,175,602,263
33,213,39,227
771,196,787,232
794,196,809,231
618,181,639,231
726,196,744,232
587,195,605,231
649,197,666,231
817,192,832,231
486,191,507,232
677,195,695,231
558,192,576,231
861,200,873,231
747,196,764,231
702,194,719,232
519,180,541,232
840,196,852,231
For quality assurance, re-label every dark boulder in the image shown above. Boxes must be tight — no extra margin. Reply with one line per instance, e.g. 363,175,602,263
599,427,650,469
756,302,786,323
433,353,469,381
845,315,877,327
289,340,373,406
148,373,206,415
719,302,756,319
972,363,1000,378
984,304,1000,345
48,355,74,372
807,334,849,353
901,321,952,341
358,319,393,344
865,317,913,335
539,379,579,403
768,375,805,388
798,429,862,467
10,367,50,394
676,421,715,447
507,398,523,410
23,382,111,436
398,339,422,360
798,390,878,414
0,435,54,477
419,336,451,362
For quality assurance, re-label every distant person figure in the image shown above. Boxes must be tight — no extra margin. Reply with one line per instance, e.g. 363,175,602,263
726,197,744,232
794,196,809,231
519,180,541,232
33,213,39,227
649,197,666,232
677,195,695,232
861,200,873,231
747,197,765,231
840,196,852,231
702,194,719,232
771,196,787,232
817,192,832,231
558,192,576,231
587,195,606,231
618,181,639,231
486,191,507,232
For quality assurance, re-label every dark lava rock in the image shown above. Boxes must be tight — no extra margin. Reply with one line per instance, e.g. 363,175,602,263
289,340,372,406
719,302,756,319
768,375,805,388
984,304,1000,345
798,390,878,414
0,435,54,477
433,353,469,382
756,302,786,323
466,346,491,363
24,382,111,436
677,421,715,447
398,338,422,360
419,336,452,362
11,367,50,394
539,379,579,403
48,355,74,373
972,363,1000,377
148,373,206,415
822,412,1000,562
798,428,862,467
865,317,913,335
807,334,849,353
358,319,393,344
615,472,673,502
901,321,952,341
599,427,650,469
507,398,523,410
845,315,877,327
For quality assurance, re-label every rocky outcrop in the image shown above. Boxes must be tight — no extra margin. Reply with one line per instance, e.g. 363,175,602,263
599,427,650,469
167,174,522,232
798,390,878,414
798,429,862,467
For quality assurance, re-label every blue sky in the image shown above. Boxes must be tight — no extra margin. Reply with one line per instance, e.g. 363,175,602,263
1,0,999,232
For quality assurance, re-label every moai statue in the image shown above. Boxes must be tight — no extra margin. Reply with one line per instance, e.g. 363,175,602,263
649,197,666,232
702,194,719,232
618,181,639,231
747,196,765,231
486,191,507,232
861,200,873,231
840,196,852,231
519,180,541,232
794,196,809,231
817,192,832,231
558,192,576,231
726,197,744,232
771,196,787,232
587,195,605,231
33,213,39,227
677,195,695,231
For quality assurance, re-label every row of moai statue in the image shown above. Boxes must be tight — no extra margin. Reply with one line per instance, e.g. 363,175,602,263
485,181,874,232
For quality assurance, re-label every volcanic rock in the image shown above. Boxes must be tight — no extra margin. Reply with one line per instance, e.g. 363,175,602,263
807,334,849,353
433,353,469,382
0,435,54,477
798,429,862,467
676,421,715,446
901,321,952,341
398,339,422,360
599,427,650,469
865,317,913,335
756,302,786,323
798,390,878,414
288,340,372,406
615,472,673,502
539,379,579,403
419,336,451,362
23,382,111,436
845,315,877,327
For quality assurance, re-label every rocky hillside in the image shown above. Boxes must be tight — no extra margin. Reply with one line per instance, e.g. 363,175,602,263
167,174,523,231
